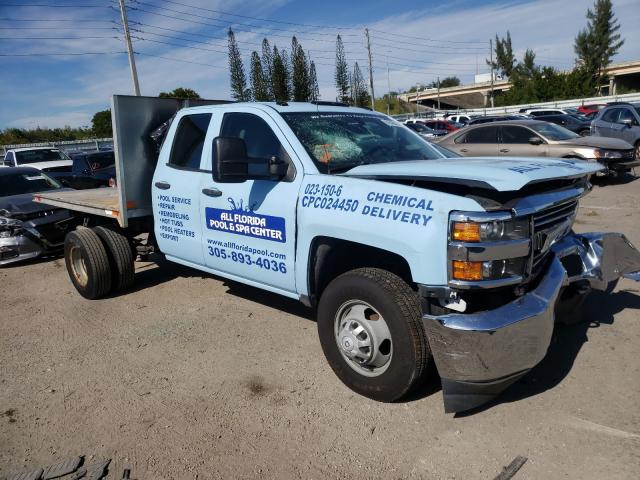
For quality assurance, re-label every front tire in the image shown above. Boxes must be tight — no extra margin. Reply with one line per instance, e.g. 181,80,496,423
317,268,431,402
64,228,112,299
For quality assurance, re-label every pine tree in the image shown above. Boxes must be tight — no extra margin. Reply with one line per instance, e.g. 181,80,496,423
261,38,274,100
489,31,516,78
352,62,370,108
227,29,250,101
291,36,311,101
335,35,350,103
574,0,624,88
250,51,269,101
309,60,319,101
271,46,291,102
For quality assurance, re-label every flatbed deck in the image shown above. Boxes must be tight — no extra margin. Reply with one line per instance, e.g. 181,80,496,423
34,188,122,222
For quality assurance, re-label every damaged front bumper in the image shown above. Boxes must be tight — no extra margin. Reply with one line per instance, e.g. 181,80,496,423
422,232,640,413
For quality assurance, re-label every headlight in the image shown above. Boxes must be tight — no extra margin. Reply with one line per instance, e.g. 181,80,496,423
452,258,527,281
0,216,23,237
451,217,529,242
594,149,622,159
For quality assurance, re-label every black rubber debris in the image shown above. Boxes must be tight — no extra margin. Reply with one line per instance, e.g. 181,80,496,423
7,468,44,480
494,456,528,480
42,456,82,479
83,460,111,480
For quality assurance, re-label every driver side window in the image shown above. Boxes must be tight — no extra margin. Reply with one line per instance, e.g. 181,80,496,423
220,113,283,160
501,126,537,144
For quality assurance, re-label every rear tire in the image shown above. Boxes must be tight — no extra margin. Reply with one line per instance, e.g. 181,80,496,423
317,268,431,402
94,226,135,292
64,227,112,299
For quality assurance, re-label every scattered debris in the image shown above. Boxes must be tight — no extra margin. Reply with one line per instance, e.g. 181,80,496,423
42,456,82,479
493,456,528,480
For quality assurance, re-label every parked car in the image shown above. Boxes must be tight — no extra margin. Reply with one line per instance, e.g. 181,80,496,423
444,114,470,125
467,115,526,125
0,167,78,266
578,104,607,116
404,122,448,138
524,108,568,117
536,114,592,136
49,150,116,189
2,147,73,174
437,119,638,175
590,102,640,159
407,118,460,132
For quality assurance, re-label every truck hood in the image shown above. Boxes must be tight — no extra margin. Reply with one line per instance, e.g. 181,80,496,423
557,135,633,150
19,160,73,171
341,157,602,191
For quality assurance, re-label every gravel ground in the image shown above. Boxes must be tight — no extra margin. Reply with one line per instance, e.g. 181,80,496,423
1,177,639,479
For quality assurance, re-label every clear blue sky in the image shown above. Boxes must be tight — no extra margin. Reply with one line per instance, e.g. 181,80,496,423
0,0,638,130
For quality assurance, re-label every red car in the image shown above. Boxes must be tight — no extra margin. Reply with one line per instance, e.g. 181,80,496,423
577,104,606,116
416,119,460,132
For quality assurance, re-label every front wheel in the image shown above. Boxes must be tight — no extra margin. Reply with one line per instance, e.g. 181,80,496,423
317,268,432,402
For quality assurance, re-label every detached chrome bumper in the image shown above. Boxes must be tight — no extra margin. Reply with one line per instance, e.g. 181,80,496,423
423,232,640,413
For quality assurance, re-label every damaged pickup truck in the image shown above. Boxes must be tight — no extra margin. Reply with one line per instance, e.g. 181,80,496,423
34,97,640,412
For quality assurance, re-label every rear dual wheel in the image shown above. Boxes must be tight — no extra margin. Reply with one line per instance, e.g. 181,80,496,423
64,226,134,299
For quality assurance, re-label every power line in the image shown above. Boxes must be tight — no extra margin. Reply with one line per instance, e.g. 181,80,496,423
2,36,119,40
369,28,484,45
0,51,126,56
135,0,362,35
132,36,227,55
0,27,119,30
0,3,112,7
134,51,227,68
0,18,115,22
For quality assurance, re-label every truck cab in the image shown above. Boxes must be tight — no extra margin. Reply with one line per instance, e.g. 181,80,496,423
34,97,640,413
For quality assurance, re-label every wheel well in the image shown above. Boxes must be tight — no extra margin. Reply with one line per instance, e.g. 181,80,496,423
307,236,413,306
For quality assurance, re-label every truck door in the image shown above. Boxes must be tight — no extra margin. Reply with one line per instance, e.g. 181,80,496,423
199,110,300,294
152,112,213,266
498,125,548,157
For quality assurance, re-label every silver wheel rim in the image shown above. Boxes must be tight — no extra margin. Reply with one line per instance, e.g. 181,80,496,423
334,300,393,377
69,245,88,287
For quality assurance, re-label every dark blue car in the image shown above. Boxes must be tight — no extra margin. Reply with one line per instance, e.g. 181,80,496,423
49,150,116,189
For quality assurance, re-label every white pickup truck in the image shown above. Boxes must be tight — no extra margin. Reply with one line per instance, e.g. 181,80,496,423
35,96,640,413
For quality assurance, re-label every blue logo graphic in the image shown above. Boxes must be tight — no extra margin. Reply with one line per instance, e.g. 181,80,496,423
205,198,286,243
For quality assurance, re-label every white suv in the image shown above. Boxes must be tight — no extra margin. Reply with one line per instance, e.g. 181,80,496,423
3,147,73,172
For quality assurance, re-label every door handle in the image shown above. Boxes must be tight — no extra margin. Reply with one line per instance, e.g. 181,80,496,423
202,187,223,197
155,181,171,190
500,148,510,153
460,148,469,153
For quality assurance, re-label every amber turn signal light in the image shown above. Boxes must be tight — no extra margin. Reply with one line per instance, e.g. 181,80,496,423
452,260,483,281
452,222,481,242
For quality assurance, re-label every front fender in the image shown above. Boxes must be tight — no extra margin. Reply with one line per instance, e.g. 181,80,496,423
294,175,484,295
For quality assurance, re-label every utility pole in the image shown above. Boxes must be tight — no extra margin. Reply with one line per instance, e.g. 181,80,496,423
386,56,391,116
489,38,494,108
118,0,140,96
437,76,441,111
365,28,375,110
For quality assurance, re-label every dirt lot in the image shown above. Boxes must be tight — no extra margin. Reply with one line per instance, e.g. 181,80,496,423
1,177,639,480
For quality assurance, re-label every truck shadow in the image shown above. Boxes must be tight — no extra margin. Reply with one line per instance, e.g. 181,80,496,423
127,254,314,320
454,287,640,416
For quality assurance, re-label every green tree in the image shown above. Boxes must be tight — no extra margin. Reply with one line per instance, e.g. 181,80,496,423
91,110,112,137
261,38,274,100
158,87,200,99
428,76,460,88
309,60,319,101
228,29,250,101
249,51,270,101
271,46,291,102
351,62,370,108
574,0,624,89
489,32,516,78
291,36,311,101
335,35,350,103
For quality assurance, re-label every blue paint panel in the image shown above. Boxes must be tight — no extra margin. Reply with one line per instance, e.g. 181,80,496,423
205,207,286,243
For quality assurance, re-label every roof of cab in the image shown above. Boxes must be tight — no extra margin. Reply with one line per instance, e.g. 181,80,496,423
180,101,378,115
0,166,42,176
8,146,63,153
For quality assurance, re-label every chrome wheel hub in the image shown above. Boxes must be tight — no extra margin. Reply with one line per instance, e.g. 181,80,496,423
334,301,392,377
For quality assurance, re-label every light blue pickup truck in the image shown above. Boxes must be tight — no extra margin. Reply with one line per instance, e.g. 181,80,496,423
35,96,640,412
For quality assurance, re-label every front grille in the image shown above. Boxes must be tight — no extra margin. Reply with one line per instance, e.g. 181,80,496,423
530,199,579,278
